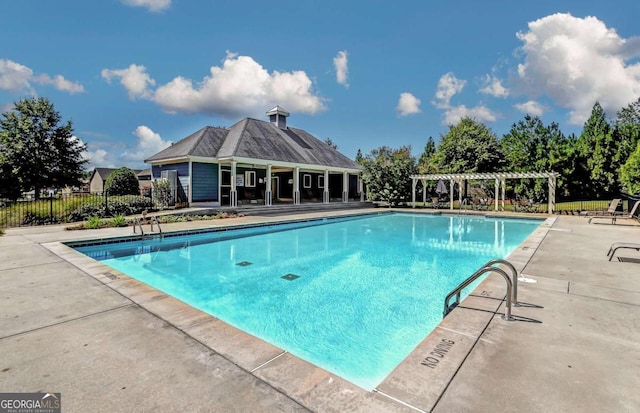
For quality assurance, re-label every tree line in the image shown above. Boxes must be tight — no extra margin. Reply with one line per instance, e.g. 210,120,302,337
359,99,640,205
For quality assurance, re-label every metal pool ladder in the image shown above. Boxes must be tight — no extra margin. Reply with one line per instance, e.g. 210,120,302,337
443,259,519,321
133,216,163,239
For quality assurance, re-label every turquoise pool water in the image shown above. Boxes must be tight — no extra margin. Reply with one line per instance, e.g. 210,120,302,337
74,213,541,390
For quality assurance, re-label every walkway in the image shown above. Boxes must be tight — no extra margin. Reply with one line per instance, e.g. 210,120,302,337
1,211,639,412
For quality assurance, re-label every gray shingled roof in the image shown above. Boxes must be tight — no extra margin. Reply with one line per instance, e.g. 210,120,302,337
145,118,361,170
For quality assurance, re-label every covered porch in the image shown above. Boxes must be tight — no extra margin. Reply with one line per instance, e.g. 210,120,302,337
218,158,363,208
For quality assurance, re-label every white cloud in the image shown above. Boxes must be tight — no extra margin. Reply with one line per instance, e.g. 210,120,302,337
0,59,33,92
514,100,544,116
396,92,421,116
122,125,172,162
515,13,640,124
104,53,326,117
432,72,466,109
79,126,171,169
479,75,509,98
442,105,497,125
101,64,155,100
0,58,84,94
33,74,85,94
333,50,349,88
120,0,171,12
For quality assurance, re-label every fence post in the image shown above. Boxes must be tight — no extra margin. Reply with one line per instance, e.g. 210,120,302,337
105,191,109,215
49,194,54,224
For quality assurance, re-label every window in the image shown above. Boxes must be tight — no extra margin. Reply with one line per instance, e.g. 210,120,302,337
303,174,312,188
318,175,325,189
245,171,256,187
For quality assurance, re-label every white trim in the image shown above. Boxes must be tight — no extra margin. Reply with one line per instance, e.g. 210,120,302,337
303,174,312,188
217,156,362,174
245,171,256,187
318,175,325,189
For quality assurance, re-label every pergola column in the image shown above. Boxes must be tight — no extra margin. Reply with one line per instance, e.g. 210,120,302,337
265,164,272,206
411,178,417,208
422,179,427,205
494,178,499,211
548,176,556,213
501,177,506,211
449,179,454,210
359,174,364,202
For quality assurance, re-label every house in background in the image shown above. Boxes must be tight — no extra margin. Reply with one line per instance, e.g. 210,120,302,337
89,167,149,194
144,106,363,207
89,168,118,193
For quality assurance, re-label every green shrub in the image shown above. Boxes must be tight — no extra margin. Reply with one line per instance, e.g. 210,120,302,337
66,197,153,222
111,215,128,227
22,210,60,225
86,215,101,229
153,179,174,209
105,167,140,196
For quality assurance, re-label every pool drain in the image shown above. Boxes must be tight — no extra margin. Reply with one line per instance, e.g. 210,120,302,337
281,274,300,281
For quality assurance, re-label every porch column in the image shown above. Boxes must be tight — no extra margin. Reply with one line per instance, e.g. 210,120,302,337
494,178,499,211
449,179,454,210
230,161,238,207
411,178,417,208
293,166,300,205
188,160,193,205
323,170,330,203
548,175,556,213
358,174,364,202
342,171,349,203
265,164,272,206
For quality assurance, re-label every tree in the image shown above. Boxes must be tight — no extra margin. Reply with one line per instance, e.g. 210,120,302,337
578,102,617,196
104,167,140,195
417,137,437,174
614,98,640,185
360,146,417,205
355,148,364,164
324,137,338,150
431,117,504,173
620,140,640,194
501,115,578,200
0,97,87,199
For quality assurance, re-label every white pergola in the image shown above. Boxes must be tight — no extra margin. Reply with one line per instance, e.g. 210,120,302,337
410,172,560,213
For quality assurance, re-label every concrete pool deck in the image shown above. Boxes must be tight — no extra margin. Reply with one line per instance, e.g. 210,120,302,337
1,209,639,412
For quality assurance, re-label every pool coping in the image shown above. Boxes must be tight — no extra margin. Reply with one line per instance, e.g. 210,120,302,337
40,210,556,412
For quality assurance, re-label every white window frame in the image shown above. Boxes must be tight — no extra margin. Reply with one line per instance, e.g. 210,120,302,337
245,171,256,187
317,175,325,189
303,174,312,188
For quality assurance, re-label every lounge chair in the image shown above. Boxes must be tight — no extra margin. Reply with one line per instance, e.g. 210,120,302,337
582,198,621,217
589,200,640,224
608,242,640,261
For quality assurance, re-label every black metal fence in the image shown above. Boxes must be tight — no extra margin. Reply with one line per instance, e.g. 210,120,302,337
0,187,189,228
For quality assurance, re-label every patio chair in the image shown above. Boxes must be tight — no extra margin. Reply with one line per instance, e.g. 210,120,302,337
582,198,621,217
608,242,640,261
589,200,640,224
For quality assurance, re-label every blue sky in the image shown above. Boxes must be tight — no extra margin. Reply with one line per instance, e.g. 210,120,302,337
2,1,640,169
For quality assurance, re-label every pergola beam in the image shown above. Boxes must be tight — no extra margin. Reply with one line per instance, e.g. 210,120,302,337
410,171,561,213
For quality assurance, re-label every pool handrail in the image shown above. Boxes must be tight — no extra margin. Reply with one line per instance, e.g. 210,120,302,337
443,265,514,321
482,259,519,306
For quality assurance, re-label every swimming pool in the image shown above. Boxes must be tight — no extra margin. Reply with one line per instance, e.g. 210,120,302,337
73,212,541,390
